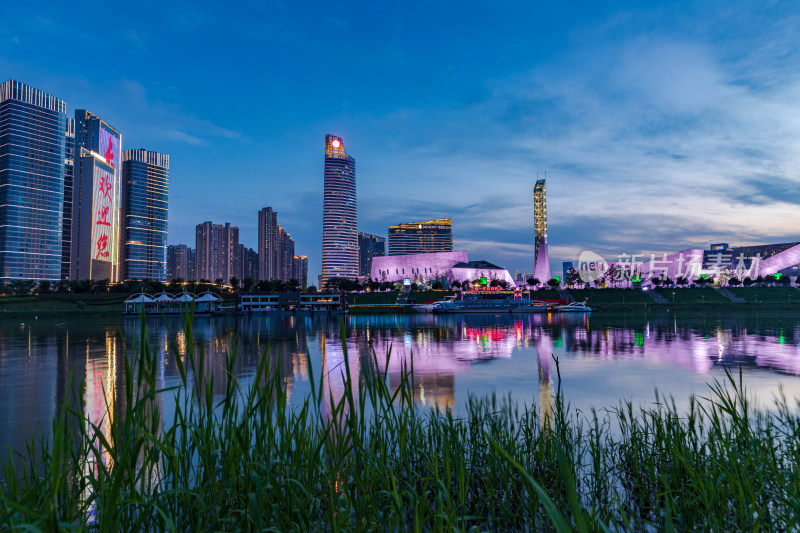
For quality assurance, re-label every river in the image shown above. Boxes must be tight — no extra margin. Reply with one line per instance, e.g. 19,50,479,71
2,309,799,454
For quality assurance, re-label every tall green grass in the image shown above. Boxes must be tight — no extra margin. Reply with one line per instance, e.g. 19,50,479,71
2,311,800,530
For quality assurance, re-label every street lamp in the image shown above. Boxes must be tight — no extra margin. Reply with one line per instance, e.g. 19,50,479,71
672,291,675,303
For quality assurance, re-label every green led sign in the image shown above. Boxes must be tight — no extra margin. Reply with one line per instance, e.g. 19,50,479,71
480,277,487,286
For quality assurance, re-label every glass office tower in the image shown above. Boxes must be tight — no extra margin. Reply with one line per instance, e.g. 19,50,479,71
358,232,385,275
0,80,68,282
387,219,452,256
121,149,169,281
321,134,358,287
61,118,75,280
70,110,122,281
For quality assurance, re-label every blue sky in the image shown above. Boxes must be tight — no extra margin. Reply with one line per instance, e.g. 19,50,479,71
3,0,800,279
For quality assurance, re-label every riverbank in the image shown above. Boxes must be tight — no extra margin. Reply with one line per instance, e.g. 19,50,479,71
2,286,799,317
0,293,237,317
348,287,800,313
2,317,799,530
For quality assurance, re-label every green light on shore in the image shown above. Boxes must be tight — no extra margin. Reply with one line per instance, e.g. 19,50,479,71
775,273,782,279
480,277,487,286
632,276,642,282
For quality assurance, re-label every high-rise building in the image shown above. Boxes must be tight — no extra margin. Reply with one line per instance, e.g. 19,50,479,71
358,232,385,276
278,227,295,282
562,261,574,281
167,244,194,281
533,179,551,282
321,134,358,287
0,80,68,282
121,149,169,281
258,207,279,280
293,255,308,288
235,244,258,281
195,221,238,282
387,218,452,256
61,118,74,280
69,109,122,281
195,222,212,281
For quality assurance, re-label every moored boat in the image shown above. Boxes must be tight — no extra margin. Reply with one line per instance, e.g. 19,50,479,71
433,288,549,314
413,295,456,313
556,301,594,312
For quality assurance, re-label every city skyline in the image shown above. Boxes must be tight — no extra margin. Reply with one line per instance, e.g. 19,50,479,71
4,2,800,280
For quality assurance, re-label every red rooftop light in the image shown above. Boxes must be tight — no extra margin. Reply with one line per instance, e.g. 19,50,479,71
331,139,341,148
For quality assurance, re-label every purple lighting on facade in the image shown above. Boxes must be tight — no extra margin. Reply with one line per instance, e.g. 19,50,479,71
371,251,517,286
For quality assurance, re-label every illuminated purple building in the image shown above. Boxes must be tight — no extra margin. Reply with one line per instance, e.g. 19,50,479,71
371,251,517,287
580,241,800,287
533,179,551,282
321,135,358,287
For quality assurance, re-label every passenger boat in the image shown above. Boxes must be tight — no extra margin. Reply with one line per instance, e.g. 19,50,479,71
413,295,456,313
432,288,549,314
556,301,594,312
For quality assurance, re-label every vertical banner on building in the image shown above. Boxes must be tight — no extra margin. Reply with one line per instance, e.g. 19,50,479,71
91,164,118,264
99,125,120,170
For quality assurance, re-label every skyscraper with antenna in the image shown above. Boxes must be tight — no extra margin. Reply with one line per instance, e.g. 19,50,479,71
533,178,551,282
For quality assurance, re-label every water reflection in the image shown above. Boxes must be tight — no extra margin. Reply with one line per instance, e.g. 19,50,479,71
2,310,800,457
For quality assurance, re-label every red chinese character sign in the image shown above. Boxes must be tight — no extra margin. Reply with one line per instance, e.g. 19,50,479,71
91,164,118,263
99,125,120,170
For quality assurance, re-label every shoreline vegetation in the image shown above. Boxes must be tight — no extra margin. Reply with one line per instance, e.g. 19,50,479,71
2,314,800,530
1,286,800,316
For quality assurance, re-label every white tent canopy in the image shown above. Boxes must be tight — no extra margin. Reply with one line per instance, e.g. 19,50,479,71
195,292,222,302
125,293,155,303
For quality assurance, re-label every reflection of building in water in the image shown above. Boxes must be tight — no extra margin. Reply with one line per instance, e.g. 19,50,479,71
6,310,800,467
320,334,361,425
535,328,555,426
542,311,800,376
341,315,525,410
389,373,456,410
0,325,61,459
82,328,126,500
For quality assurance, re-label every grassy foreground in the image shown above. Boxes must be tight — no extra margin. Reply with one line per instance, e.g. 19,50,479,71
2,315,800,530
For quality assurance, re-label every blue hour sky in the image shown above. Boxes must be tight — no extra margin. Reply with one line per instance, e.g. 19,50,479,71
3,1,800,279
